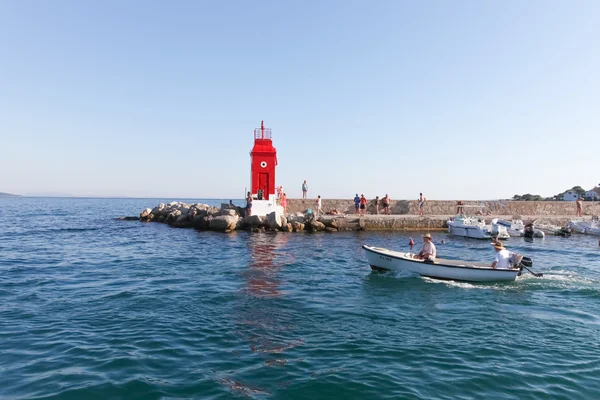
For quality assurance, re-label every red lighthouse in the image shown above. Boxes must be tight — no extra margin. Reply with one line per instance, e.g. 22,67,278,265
250,121,277,200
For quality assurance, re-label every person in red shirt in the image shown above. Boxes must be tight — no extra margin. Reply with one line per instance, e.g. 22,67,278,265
359,194,367,215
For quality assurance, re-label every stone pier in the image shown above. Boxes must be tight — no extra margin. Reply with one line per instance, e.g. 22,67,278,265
133,200,587,233
283,199,600,217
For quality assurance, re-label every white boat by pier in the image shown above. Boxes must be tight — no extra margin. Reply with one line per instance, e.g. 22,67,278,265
570,216,600,235
496,219,545,238
363,245,522,282
536,223,572,237
447,214,510,240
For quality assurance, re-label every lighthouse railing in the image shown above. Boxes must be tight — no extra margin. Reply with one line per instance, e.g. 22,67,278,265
254,128,272,140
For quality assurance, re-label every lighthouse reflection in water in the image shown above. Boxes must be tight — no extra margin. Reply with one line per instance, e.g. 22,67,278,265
242,233,290,298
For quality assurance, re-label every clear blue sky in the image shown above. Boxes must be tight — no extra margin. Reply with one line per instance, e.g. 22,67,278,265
1,0,598,199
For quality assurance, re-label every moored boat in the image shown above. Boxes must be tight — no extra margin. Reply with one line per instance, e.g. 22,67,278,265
568,220,590,234
536,223,572,237
497,219,545,238
363,245,524,282
447,215,510,240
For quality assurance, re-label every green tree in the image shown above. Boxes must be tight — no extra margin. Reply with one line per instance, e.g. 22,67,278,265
571,186,586,196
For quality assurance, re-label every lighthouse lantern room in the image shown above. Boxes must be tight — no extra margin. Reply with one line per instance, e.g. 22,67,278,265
249,121,283,217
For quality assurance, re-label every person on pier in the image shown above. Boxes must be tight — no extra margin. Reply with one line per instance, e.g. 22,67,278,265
302,180,308,199
382,194,390,215
359,194,367,215
576,197,583,217
418,193,427,215
315,195,322,216
281,193,288,213
245,192,253,217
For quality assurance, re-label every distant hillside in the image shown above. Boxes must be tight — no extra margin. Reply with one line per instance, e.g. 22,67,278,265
0,192,20,197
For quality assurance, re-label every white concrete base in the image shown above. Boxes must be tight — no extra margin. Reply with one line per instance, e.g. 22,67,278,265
251,199,284,217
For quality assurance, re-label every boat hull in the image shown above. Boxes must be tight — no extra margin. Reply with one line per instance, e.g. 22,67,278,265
364,246,519,282
447,222,510,240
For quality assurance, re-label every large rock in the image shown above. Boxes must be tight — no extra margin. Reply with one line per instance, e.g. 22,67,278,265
166,210,182,224
244,215,265,227
221,208,239,217
207,206,221,217
193,215,211,230
319,217,338,228
287,212,306,224
280,223,293,232
140,208,152,219
151,203,167,217
309,220,326,231
291,222,305,232
209,215,239,232
173,213,193,228
267,212,282,230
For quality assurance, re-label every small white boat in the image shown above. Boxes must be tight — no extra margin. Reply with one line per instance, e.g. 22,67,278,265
536,224,572,237
447,215,510,240
497,219,545,238
583,216,600,236
363,245,522,282
568,220,590,234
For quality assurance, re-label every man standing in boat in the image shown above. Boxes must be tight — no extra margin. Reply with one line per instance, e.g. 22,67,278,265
414,233,436,262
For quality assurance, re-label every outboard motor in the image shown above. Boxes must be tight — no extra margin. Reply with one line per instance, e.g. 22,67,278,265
524,223,535,239
520,256,533,268
560,226,572,237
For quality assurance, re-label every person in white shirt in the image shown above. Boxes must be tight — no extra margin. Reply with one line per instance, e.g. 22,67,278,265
490,241,513,269
315,195,322,216
415,233,436,262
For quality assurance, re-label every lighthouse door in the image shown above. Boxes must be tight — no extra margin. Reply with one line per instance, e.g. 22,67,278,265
259,173,269,200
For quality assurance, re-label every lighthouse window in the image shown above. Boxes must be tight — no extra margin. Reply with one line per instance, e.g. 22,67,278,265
260,161,267,168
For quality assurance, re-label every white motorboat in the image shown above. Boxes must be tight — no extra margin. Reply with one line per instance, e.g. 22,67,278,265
568,220,590,234
583,216,600,236
447,215,510,240
496,219,545,238
536,223,572,236
363,245,524,282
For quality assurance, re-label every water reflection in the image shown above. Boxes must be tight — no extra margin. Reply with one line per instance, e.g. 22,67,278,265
241,233,289,298
234,233,304,361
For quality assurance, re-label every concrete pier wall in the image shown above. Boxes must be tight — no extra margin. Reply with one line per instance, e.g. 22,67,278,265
284,199,600,217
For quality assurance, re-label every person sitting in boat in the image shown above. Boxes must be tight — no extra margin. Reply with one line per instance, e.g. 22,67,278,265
414,233,436,262
490,241,514,269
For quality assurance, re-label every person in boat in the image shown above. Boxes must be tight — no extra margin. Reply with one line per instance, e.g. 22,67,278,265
490,241,514,269
414,233,436,262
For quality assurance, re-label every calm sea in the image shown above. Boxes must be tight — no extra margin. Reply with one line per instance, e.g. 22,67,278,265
1,197,599,400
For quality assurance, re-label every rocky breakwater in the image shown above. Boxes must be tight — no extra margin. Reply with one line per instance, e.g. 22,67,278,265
137,201,360,233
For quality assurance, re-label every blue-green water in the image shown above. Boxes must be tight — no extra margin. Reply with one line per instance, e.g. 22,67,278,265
1,198,599,399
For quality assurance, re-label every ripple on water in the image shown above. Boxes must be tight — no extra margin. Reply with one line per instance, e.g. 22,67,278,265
0,199,600,399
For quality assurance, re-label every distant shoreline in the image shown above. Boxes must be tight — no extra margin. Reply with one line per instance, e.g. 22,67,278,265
0,192,20,198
